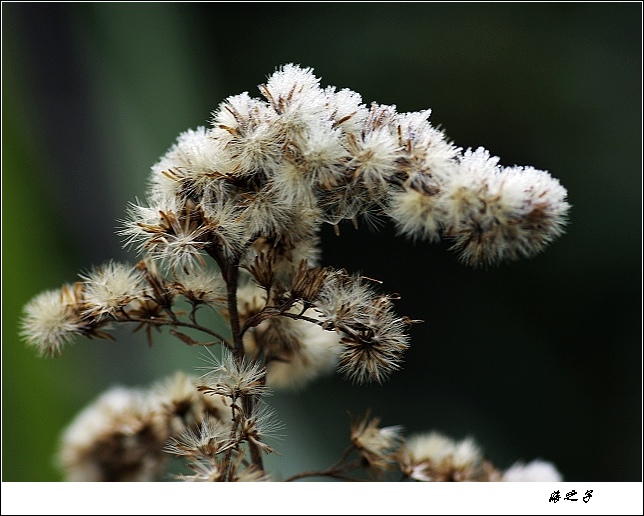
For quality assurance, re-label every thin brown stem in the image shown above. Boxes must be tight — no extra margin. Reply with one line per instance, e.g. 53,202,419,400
286,471,363,482
285,445,359,482
239,307,280,336
275,311,327,327
125,316,231,347
240,302,325,337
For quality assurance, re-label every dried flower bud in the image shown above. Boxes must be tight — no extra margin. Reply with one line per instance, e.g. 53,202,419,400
289,261,332,304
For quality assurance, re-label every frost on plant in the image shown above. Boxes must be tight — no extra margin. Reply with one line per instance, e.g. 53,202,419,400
20,64,569,481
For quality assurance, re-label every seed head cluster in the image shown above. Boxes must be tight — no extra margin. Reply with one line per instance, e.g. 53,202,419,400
19,64,569,482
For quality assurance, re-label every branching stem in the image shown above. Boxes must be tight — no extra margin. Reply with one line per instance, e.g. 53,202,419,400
126,317,231,347
285,445,362,482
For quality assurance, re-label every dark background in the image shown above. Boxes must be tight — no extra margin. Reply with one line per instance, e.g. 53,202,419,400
3,3,641,482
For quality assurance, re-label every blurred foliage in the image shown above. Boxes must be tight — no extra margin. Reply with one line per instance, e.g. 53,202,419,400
2,3,641,482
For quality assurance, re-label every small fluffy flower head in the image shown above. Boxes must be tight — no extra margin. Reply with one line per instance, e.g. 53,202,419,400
241,400,284,455
234,465,273,482
20,283,86,357
177,457,224,482
261,64,325,119
152,372,231,433
81,261,144,317
198,348,268,400
211,92,284,177
165,415,235,459
120,196,212,269
397,431,485,481
316,274,411,384
148,126,228,203
171,268,226,308
444,148,570,266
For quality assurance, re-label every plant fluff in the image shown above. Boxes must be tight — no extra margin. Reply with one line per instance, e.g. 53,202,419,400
20,64,569,482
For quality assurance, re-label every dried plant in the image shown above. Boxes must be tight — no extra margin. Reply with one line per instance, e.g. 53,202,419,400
20,64,569,482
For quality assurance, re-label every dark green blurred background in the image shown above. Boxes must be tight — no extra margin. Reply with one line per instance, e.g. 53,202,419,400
3,3,641,481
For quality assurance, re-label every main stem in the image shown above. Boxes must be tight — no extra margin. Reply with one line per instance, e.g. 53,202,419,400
224,259,244,361
210,247,265,474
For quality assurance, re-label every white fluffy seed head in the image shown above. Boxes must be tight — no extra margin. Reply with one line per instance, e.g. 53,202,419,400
120,196,211,269
451,437,483,469
20,285,85,357
261,64,328,142
443,147,570,266
148,126,230,203
397,431,485,481
200,192,249,259
349,126,400,192
388,186,446,242
151,372,232,437
286,121,349,191
324,86,368,135
57,386,169,481
171,268,227,308
199,347,268,399
351,413,404,474
165,414,235,459
405,432,457,465
443,147,502,224
211,92,284,177
503,459,563,481
81,261,144,317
